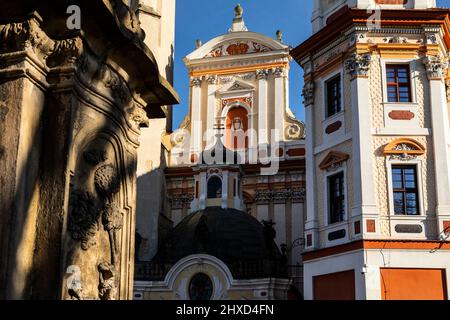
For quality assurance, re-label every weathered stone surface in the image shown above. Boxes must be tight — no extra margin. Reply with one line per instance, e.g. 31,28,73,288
0,0,178,300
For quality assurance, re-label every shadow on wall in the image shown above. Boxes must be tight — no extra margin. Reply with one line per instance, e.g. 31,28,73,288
135,143,173,263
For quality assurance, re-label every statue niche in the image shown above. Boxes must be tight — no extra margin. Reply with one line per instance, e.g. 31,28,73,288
65,137,125,300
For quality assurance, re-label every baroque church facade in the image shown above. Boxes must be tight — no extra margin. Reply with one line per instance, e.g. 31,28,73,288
134,5,307,300
135,0,450,301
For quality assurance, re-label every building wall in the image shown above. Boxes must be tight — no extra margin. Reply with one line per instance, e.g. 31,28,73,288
135,0,176,261
304,247,450,300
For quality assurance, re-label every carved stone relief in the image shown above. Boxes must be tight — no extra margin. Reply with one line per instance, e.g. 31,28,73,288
66,138,125,300
345,53,371,78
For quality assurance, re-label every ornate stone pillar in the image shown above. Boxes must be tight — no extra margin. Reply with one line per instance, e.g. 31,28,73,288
191,76,203,153
423,54,450,235
0,2,178,300
257,69,269,145
206,75,218,147
273,67,287,142
302,69,318,249
345,53,378,224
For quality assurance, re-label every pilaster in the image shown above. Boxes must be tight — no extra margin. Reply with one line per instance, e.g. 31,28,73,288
423,55,450,234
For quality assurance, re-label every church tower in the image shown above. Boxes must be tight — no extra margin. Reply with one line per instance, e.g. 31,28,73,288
292,0,450,299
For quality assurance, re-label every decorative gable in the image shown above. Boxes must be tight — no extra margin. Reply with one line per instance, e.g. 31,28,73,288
205,41,272,58
217,79,255,95
383,138,425,156
319,151,350,170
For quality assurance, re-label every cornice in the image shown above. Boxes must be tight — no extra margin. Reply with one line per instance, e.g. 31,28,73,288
291,8,450,65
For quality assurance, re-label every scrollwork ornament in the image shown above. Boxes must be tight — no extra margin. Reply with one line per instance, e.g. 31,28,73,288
301,81,315,106
190,77,202,87
345,53,371,78
423,55,449,80
273,67,286,78
207,75,218,85
126,104,149,128
285,123,304,140
256,69,269,80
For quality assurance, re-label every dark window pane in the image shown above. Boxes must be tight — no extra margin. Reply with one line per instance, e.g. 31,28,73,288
386,64,411,103
329,172,345,224
392,166,419,215
326,75,341,117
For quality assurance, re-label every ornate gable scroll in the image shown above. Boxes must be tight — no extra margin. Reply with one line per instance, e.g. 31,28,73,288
205,41,272,58
319,151,350,171
383,138,425,161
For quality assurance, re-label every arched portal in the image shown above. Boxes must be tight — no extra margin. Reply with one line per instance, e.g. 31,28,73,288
225,106,248,150
207,176,222,199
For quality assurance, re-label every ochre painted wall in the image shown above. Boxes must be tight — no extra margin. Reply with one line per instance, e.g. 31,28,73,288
313,270,355,300
380,268,447,300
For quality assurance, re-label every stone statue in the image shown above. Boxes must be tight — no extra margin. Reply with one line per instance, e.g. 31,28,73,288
234,4,243,19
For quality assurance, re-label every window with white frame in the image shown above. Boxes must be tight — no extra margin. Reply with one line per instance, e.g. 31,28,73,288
384,138,426,216
328,171,345,224
325,74,342,117
391,165,420,216
386,64,412,103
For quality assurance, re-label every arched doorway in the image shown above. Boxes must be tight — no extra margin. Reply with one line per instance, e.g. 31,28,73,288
207,176,222,199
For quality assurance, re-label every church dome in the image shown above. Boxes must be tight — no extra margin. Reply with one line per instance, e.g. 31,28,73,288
153,207,285,279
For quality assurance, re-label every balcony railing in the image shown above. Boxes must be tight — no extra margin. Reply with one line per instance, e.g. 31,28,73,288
134,258,291,282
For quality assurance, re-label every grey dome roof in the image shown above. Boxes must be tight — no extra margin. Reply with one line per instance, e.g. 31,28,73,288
154,207,282,265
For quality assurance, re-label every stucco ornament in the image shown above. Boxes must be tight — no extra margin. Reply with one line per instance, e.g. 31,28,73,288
423,54,449,80
301,81,315,106
345,53,372,78
68,191,99,250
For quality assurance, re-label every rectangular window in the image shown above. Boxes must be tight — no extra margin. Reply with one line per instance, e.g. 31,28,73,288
392,165,419,215
386,64,412,103
326,74,342,117
328,172,345,224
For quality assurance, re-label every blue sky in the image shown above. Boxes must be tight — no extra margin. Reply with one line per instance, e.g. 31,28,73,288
171,0,450,129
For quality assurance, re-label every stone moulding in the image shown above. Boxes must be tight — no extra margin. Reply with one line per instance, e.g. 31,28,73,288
383,138,425,156
319,151,350,171
388,110,415,120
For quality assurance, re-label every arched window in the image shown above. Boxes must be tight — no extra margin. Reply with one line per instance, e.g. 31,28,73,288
189,273,213,301
225,106,248,150
207,176,222,199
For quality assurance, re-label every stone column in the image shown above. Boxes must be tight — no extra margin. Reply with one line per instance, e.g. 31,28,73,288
345,54,378,224
302,73,318,249
0,14,53,299
424,55,450,235
206,75,218,147
257,69,269,145
273,67,286,142
191,77,203,153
